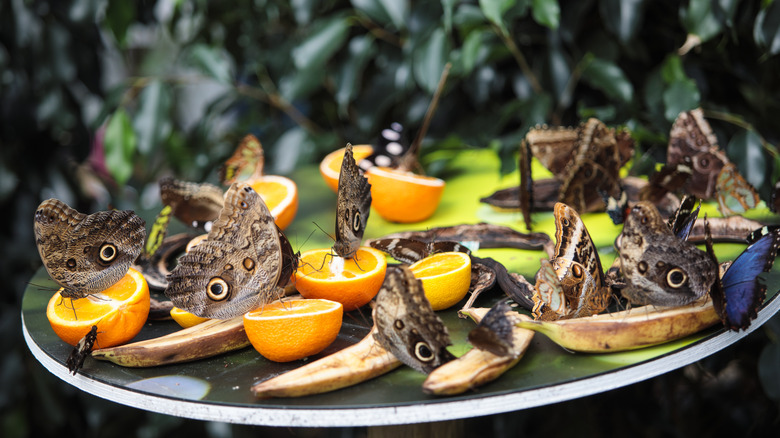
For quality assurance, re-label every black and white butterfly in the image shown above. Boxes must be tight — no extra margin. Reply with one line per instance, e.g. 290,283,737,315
369,238,470,264
359,123,410,172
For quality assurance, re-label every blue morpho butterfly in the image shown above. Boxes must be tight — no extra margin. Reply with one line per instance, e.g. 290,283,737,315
358,122,409,172
706,224,780,331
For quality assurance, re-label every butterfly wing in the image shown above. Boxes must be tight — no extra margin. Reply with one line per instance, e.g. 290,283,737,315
667,109,728,199
373,266,454,373
159,177,224,230
717,226,780,330
165,183,282,319
219,134,265,185
334,144,372,258
715,163,760,216
33,199,146,296
358,122,409,171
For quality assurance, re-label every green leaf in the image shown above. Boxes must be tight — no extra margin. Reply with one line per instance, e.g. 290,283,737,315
479,0,517,33
599,0,646,43
660,55,687,83
133,80,172,156
442,0,457,32
755,1,780,55
728,130,766,189
662,79,700,121
351,0,393,28
680,0,723,42
413,28,451,94
104,1,134,46
186,45,234,84
335,36,377,116
377,0,409,31
531,0,560,29
581,57,633,102
104,109,137,186
459,30,488,75
292,15,350,70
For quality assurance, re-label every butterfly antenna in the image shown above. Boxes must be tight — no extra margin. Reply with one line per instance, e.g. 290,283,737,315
312,221,336,243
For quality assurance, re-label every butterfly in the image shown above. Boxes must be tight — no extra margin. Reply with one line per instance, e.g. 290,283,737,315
33,199,146,299
358,122,410,172
618,201,717,307
165,183,284,319
159,177,224,231
333,143,372,259
524,119,634,215
531,203,610,320
707,225,780,331
66,325,98,375
667,109,759,215
373,266,455,373
467,300,522,357
220,134,265,185
369,238,470,264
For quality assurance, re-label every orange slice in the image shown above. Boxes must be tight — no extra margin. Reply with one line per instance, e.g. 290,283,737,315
249,175,298,230
409,252,472,311
365,166,445,223
170,307,210,328
46,267,150,347
319,145,374,192
243,299,343,362
294,247,387,311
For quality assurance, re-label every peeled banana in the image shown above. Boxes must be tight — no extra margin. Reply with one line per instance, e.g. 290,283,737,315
251,326,401,398
91,316,249,367
422,307,534,395
516,297,720,353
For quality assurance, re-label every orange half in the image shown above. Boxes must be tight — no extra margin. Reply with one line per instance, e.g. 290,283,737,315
46,267,151,347
243,299,343,362
294,247,387,311
250,175,298,230
319,145,374,192
409,252,472,311
365,166,445,223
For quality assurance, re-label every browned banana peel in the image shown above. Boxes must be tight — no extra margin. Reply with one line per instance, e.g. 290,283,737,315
251,326,402,398
516,297,720,353
423,307,534,395
91,316,249,367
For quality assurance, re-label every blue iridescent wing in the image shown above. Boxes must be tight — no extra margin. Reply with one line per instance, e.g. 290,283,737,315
718,226,780,330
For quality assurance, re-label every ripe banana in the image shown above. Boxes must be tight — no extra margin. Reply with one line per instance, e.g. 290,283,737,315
251,327,401,398
516,297,720,353
91,316,249,367
422,307,534,396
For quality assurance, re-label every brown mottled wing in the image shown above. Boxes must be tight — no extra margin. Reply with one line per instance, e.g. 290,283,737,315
33,199,145,297
219,134,265,185
333,144,372,258
159,177,224,229
667,108,728,199
165,183,282,319
618,201,717,306
715,163,760,216
553,203,604,288
373,266,455,374
526,124,579,176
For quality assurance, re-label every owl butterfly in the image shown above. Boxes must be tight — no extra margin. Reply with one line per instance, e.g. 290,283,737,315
373,266,455,373
34,199,146,299
165,183,283,319
369,238,470,264
333,143,372,259
159,177,224,231
531,203,610,320
706,224,780,331
467,300,522,357
220,134,265,185
358,122,410,172
66,325,98,375
618,201,717,307
667,108,759,215
524,118,634,215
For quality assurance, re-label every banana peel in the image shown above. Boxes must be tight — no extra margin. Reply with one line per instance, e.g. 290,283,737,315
423,307,534,396
251,326,401,398
91,316,249,367
516,297,720,353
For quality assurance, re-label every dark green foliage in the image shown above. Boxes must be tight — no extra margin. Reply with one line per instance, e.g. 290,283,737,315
2,1,780,436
